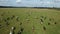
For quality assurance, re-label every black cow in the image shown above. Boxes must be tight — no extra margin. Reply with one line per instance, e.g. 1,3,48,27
48,22,50,25
16,16,19,21
40,19,43,22
11,15,15,19
54,22,57,24
6,21,9,26
21,28,24,32
7,17,10,20
20,22,22,25
41,16,44,18
43,26,46,30
18,31,22,34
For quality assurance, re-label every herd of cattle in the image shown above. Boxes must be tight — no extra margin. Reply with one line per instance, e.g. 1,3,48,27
0,12,57,34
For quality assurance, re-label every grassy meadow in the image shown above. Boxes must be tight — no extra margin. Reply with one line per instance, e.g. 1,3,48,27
0,8,60,34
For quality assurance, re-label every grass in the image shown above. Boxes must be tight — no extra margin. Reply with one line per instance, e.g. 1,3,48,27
0,8,60,34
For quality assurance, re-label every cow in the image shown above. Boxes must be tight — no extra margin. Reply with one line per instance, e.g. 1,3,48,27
43,26,46,31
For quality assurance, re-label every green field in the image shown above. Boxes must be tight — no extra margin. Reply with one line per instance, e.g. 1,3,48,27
0,8,60,34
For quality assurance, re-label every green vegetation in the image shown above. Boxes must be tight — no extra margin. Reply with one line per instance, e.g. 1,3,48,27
0,8,60,34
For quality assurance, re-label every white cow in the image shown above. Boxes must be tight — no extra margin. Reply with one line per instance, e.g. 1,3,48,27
9,27,14,34
9,30,13,34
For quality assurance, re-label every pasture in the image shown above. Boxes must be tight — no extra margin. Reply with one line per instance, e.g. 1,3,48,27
0,8,60,34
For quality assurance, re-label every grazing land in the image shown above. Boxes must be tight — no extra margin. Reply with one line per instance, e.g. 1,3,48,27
0,8,60,34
